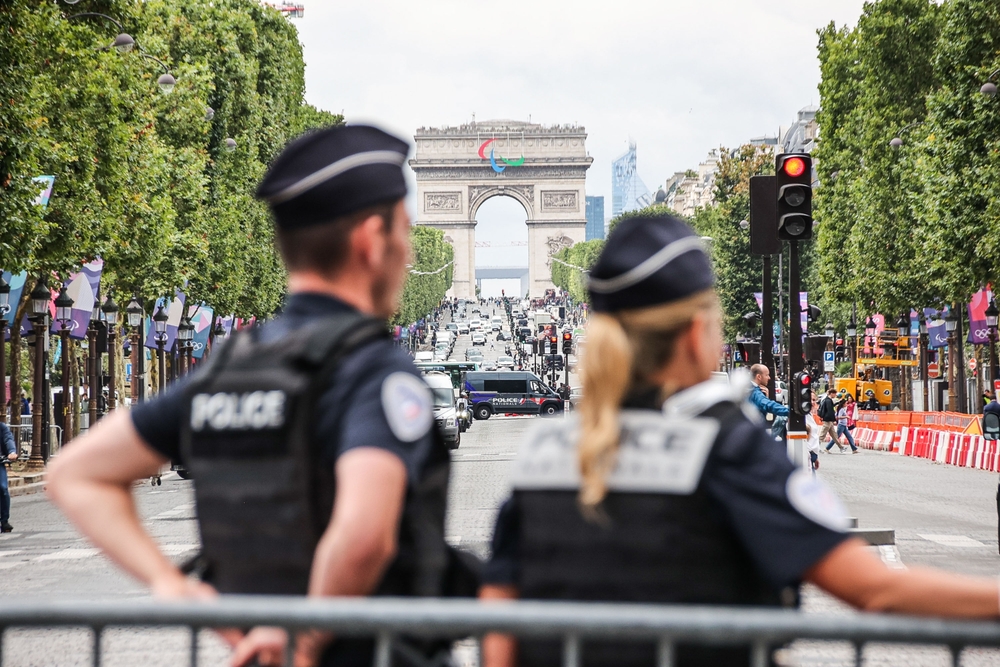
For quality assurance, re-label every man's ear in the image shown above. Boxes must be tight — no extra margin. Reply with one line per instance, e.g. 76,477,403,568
350,214,388,267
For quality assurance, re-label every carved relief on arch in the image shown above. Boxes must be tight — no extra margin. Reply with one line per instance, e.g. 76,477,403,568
545,234,575,266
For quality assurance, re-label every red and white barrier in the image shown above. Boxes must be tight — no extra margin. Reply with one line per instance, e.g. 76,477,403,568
857,425,1000,473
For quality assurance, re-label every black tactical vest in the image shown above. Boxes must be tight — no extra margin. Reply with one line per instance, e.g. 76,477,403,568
179,313,454,599
510,401,785,667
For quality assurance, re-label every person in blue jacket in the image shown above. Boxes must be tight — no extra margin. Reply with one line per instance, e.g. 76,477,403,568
749,364,788,420
0,420,17,532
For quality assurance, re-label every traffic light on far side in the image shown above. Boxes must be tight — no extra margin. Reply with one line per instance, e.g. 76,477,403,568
791,371,812,416
776,153,812,240
562,332,572,354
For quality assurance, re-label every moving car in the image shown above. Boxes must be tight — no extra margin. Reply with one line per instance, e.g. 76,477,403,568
446,323,458,332
464,371,564,420
414,351,434,363
471,333,486,346
497,355,515,370
775,380,788,405
423,372,461,448
456,322,470,334
491,317,503,331
466,349,485,362
470,319,483,331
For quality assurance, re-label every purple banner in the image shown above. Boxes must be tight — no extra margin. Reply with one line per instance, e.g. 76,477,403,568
925,308,948,349
968,289,992,345
50,259,103,340
144,292,186,350
0,271,27,330
188,304,213,359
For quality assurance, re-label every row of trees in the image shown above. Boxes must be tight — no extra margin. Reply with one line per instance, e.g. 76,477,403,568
813,0,1000,325
392,226,454,327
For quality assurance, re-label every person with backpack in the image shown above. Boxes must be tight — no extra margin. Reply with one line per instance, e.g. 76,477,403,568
48,126,470,667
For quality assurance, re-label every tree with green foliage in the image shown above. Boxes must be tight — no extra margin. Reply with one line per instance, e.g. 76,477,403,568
392,227,454,327
550,240,604,303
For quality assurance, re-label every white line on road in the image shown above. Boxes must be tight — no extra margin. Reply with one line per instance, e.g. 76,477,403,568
36,548,99,561
918,534,987,547
0,550,22,557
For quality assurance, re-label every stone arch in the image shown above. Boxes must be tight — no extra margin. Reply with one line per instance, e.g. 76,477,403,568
409,120,592,298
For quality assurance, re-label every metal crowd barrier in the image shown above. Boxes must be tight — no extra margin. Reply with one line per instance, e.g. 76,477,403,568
2,597,1000,667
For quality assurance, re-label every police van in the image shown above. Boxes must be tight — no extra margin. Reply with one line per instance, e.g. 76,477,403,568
463,371,564,420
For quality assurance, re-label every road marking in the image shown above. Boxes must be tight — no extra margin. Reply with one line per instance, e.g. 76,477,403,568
153,503,195,520
36,548,100,561
0,550,22,558
918,534,986,548
878,545,906,569
161,544,199,555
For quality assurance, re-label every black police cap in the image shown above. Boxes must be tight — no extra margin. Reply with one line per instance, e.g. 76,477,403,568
255,125,409,229
587,213,715,313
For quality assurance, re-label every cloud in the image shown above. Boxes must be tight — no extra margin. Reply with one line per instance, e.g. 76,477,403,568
296,0,866,212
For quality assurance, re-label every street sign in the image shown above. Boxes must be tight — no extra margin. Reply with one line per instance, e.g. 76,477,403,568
928,362,939,378
823,351,835,372
969,358,977,372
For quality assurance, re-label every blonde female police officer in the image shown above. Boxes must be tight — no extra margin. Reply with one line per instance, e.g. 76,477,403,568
48,126,459,667
479,213,1000,667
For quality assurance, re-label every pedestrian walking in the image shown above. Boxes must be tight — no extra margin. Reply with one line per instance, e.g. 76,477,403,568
477,212,1000,667
836,399,859,453
819,388,844,452
804,392,823,473
48,125,475,667
0,421,17,532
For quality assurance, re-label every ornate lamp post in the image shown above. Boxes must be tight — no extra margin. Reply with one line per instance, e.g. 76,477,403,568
54,287,74,441
945,309,959,412
919,314,929,411
987,298,1000,396
27,279,50,471
846,314,858,374
864,316,877,357
153,306,169,391
101,297,119,411
126,298,144,404
177,317,194,375
0,275,10,423
896,313,910,410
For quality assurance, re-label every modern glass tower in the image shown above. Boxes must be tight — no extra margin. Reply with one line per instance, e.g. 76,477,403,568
585,196,605,241
611,142,651,217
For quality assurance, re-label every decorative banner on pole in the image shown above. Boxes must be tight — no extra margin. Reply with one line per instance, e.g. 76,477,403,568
925,308,948,349
51,259,103,340
33,175,55,207
967,288,992,345
144,291,186,350
0,271,27,329
188,304,213,359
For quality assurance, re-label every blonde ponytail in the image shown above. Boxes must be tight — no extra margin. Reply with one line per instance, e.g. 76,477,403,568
577,313,633,511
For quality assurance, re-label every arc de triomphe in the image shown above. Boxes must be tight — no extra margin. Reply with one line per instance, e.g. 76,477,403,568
409,120,592,298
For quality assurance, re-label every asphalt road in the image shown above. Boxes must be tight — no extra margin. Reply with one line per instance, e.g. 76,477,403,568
3,305,1000,665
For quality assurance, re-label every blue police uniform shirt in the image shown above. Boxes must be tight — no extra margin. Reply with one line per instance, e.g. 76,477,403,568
131,293,435,482
483,382,850,592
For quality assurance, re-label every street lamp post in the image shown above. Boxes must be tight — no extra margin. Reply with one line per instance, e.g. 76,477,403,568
55,287,74,443
946,309,958,412
153,306,168,391
864,316,877,358
896,313,910,410
846,313,858,377
27,279,49,471
126,298,144,404
102,297,119,411
919,314,929,411
0,275,9,423
177,317,194,375
987,298,999,397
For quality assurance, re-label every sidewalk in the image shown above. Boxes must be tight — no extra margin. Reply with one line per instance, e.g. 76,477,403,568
8,470,46,497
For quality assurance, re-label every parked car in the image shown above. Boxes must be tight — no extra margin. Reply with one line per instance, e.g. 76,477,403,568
775,380,788,405
569,386,583,410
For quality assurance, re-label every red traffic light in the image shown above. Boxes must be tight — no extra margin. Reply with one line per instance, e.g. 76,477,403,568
783,157,806,178
550,336,558,344
563,332,572,340
800,374,811,386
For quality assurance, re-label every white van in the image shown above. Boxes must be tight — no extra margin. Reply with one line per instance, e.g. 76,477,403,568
414,351,434,363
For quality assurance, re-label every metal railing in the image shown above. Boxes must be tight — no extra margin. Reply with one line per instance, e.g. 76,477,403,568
1,597,1000,667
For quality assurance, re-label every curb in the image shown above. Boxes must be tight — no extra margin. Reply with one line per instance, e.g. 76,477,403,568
8,472,46,498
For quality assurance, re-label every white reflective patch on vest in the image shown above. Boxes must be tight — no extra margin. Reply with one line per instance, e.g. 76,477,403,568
190,390,286,432
510,411,719,494
785,468,850,532
382,372,433,442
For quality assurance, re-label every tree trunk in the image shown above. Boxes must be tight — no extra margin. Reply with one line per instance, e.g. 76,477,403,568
71,339,81,438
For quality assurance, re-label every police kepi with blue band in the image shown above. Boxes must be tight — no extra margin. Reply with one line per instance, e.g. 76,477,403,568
130,124,467,667
481,213,851,667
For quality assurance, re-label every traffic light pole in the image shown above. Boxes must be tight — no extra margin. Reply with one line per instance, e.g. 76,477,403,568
787,240,807,466
762,254,775,399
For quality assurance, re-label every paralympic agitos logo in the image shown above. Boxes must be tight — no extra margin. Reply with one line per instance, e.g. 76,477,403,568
478,138,524,174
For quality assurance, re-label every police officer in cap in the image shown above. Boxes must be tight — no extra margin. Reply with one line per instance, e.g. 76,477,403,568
49,125,460,667
479,212,1000,667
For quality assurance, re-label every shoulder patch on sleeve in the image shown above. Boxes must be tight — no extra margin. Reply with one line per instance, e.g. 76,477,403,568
381,372,433,442
785,468,850,532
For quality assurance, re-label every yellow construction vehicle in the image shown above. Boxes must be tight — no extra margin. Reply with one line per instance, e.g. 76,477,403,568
834,330,917,408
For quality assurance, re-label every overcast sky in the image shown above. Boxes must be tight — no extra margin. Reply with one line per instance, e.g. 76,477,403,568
295,1,867,288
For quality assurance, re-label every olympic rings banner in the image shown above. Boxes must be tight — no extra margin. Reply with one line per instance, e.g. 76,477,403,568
478,136,525,174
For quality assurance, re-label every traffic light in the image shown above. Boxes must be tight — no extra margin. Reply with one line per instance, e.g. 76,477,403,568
562,332,572,354
791,370,812,416
775,153,812,240
531,340,538,355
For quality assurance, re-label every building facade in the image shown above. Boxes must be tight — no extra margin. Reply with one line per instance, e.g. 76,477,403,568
585,196,605,241
611,143,651,217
